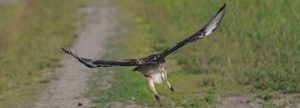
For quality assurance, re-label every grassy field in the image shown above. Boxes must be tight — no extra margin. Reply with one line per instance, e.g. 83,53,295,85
89,0,300,107
0,0,84,107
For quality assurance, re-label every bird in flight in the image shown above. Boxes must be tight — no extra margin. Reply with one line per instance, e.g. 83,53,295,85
62,3,226,103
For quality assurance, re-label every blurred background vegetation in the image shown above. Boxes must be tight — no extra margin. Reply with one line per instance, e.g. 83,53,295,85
89,0,300,107
0,0,83,107
0,0,299,107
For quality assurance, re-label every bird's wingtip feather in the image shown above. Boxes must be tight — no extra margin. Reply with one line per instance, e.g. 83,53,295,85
61,47,78,58
217,3,226,12
222,3,227,8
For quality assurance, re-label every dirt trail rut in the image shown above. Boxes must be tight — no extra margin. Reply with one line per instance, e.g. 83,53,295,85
34,0,118,107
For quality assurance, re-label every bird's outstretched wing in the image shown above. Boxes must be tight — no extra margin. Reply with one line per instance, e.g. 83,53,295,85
62,3,226,67
62,47,143,68
159,3,226,58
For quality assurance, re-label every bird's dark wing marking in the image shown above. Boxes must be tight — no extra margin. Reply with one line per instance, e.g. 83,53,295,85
61,47,142,68
159,3,226,58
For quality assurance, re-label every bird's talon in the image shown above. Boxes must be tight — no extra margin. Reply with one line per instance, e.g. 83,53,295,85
170,86,174,92
155,94,160,103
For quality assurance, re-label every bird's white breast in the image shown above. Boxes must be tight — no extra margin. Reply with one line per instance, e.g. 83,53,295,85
150,72,164,83
134,63,167,84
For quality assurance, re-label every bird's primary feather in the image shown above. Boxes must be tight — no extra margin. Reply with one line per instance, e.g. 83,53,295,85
61,47,142,67
159,3,226,57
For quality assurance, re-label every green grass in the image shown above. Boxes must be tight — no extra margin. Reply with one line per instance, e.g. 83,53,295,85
90,0,300,107
0,0,84,107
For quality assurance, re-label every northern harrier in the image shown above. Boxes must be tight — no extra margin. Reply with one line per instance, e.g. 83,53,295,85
62,3,226,102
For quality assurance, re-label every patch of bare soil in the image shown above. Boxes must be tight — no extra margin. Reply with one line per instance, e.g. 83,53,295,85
33,0,117,107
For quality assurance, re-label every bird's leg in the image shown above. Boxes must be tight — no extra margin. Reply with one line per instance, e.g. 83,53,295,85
166,80,174,92
147,77,160,103
164,74,174,92
159,64,174,92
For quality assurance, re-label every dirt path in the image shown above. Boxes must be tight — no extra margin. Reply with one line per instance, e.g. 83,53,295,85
33,0,118,107
0,0,18,5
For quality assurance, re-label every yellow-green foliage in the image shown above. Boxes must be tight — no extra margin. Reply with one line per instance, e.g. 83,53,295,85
90,0,300,107
0,0,84,107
